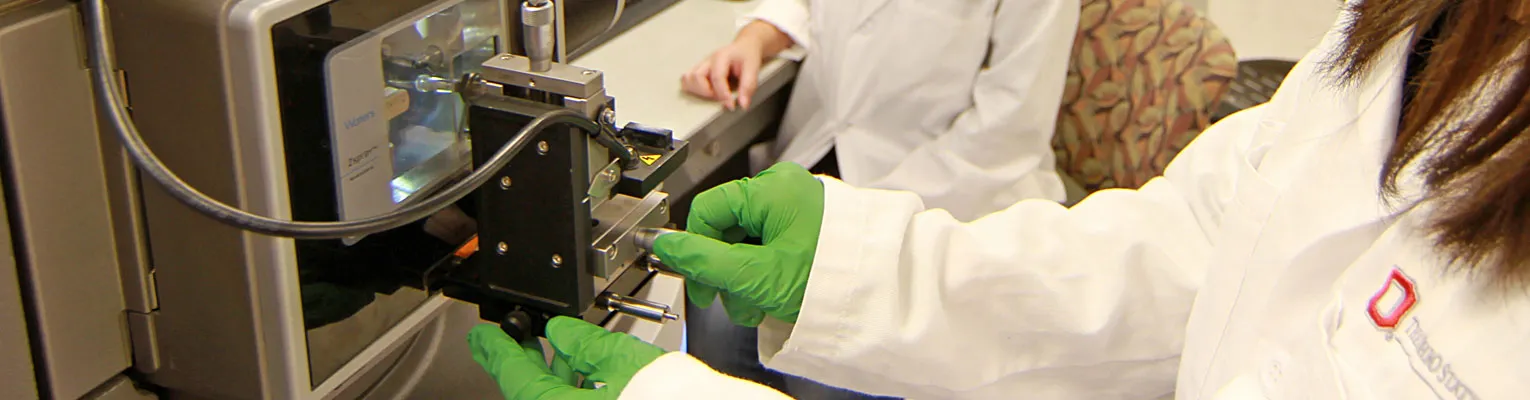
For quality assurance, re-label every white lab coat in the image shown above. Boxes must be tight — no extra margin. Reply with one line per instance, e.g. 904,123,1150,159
618,7,1527,400
747,0,1077,221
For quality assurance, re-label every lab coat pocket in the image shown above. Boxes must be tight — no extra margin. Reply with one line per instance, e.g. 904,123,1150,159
1232,157,1278,223
1231,120,1283,221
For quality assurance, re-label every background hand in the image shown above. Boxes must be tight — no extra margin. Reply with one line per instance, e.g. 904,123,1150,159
470,316,667,400
652,162,825,326
680,20,794,110
681,39,765,110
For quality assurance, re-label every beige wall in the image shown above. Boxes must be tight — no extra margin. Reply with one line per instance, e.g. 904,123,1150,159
1208,0,1342,61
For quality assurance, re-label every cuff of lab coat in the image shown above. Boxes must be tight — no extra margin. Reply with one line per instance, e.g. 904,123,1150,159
740,3,810,60
757,177,890,379
621,352,792,400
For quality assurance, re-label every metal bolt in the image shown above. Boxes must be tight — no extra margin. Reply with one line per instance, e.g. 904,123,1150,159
499,176,513,189
537,141,550,154
551,254,564,267
600,109,617,126
496,242,508,254
582,70,596,76
603,168,618,182
657,200,668,215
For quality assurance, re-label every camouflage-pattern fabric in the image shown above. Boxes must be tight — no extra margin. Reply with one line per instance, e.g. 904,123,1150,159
1052,0,1238,193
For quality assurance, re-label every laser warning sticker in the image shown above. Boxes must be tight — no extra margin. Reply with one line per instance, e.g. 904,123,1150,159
640,154,662,165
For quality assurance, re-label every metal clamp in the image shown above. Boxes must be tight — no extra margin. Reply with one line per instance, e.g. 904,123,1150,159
590,192,670,278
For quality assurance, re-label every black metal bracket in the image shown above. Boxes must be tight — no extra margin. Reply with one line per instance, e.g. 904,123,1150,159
616,122,689,197
456,96,594,318
431,92,688,337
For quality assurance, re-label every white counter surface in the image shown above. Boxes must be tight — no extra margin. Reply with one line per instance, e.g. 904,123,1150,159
574,0,795,141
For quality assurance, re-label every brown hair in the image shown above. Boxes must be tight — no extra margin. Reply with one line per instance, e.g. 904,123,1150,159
1330,0,1530,282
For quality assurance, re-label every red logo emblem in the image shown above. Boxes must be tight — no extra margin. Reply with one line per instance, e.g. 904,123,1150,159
1367,268,1418,329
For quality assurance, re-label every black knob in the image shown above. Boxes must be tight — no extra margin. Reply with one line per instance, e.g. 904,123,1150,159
499,310,537,342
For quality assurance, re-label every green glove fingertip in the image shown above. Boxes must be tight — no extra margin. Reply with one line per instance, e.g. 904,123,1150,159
469,324,520,363
721,292,767,327
685,280,719,308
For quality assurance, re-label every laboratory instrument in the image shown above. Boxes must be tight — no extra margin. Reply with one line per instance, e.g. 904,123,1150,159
0,0,689,398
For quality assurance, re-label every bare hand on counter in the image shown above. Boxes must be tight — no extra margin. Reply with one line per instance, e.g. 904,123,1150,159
681,20,794,111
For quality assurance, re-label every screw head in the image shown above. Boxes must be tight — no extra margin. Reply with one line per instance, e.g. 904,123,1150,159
582,70,596,76
496,242,508,254
657,200,668,215
499,176,512,189
537,141,550,154
551,254,564,267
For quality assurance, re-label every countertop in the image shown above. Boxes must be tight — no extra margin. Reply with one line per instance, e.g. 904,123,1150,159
573,0,796,142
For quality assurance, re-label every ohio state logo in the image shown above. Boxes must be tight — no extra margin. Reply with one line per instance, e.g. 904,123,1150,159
1367,267,1418,329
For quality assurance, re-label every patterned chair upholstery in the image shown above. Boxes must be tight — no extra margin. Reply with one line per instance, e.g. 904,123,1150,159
1052,0,1237,200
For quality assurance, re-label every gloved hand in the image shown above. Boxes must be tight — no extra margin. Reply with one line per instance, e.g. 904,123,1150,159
652,162,825,326
470,316,667,400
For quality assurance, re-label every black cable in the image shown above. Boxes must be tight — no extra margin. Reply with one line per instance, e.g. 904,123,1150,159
82,0,601,239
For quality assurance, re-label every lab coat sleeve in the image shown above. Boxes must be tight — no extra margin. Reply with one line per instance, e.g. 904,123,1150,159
742,0,812,52
856,0,1078,220
619,352,794,400
756,106,1271,399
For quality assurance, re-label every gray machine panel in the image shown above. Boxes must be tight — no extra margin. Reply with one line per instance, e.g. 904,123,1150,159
0,134,35,400
103,0,269,395
0,1,133,398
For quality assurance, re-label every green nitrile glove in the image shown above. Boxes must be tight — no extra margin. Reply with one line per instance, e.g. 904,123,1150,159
469,316,667,400
652,162,824,326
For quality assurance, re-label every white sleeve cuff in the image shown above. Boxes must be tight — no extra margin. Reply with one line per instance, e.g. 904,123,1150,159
739,0,811,60
757,177,927,390
620,352,793,400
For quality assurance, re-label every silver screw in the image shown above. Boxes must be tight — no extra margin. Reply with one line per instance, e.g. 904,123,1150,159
657,200,668,215
537,141,550,154
582,70,596,76
499,176,513,189
600,109,617,126
496,242,508,254
551,254,564,267
603,168,618,182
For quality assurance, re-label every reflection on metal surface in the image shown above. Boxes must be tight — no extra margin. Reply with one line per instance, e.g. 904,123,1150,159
382,7,500,206
303,287,429,386
294,0,504,388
